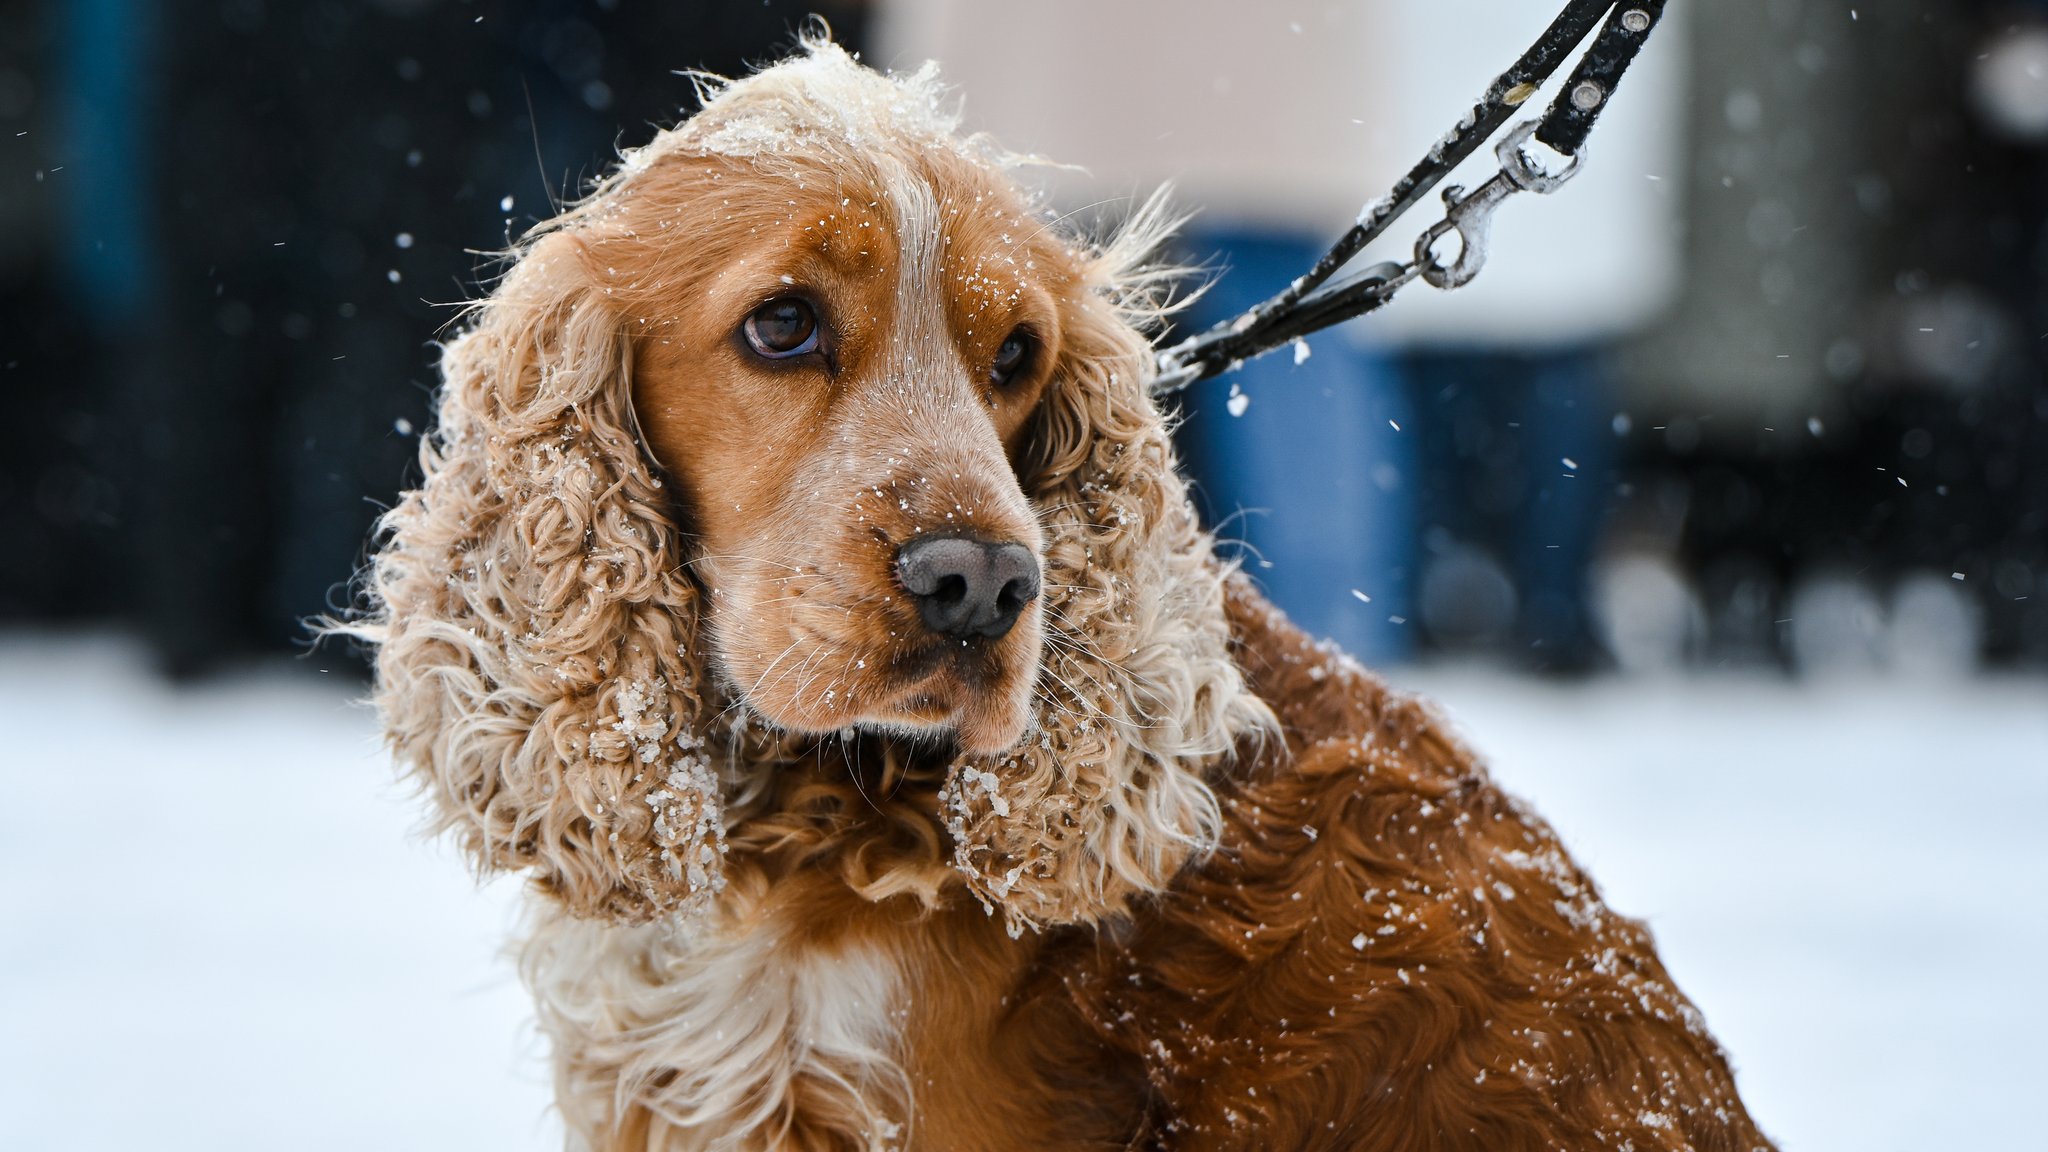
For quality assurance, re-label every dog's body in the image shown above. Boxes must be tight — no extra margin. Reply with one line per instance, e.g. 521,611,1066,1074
522,578,1764,1151
358,39,1772,1151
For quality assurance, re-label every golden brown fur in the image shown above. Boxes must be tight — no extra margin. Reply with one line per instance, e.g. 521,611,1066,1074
351,35,1774,1152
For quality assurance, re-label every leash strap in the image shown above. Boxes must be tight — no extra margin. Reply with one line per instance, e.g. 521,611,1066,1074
1152,0,1669,395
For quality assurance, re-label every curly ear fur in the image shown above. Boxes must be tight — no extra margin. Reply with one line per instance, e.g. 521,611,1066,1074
360,233,726,924
938,205,1277,934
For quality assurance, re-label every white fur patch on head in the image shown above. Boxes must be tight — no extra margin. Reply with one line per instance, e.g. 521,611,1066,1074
882,160,948,383
627,38,969,181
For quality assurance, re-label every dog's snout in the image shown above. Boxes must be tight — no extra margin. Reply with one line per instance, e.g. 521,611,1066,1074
895,535,1040,640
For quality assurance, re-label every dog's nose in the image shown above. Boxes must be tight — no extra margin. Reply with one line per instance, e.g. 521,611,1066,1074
895,534,1041,640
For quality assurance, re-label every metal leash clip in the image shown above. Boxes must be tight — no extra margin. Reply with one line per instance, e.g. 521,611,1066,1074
1416,120,1584,290
1149,0,1662,395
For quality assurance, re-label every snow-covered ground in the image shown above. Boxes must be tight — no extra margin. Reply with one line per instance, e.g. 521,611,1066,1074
2,634,2042,1151
0,636,553,1149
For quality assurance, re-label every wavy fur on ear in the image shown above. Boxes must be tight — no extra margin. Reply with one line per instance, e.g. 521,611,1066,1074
938,203,1276,934
359,233,726,924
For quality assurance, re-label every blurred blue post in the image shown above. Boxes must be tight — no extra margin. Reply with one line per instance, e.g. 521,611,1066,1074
1511,352,1610,665
57,0,154,321
1177,227,1417,665
1403,348,1612,670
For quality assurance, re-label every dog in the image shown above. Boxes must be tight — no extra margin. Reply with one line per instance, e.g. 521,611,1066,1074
355,35,1775,1152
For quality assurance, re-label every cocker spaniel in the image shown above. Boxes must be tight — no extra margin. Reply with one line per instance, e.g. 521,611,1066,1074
357,35,1774,1152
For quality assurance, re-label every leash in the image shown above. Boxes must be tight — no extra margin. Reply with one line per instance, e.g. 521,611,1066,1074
1152,0,1669,394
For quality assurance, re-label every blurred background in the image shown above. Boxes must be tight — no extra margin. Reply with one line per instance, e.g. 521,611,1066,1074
1,1,2043,1150
6,0,2046,677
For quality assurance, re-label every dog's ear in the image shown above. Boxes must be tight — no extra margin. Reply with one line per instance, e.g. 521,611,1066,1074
361,232,725,923
940,210,1276,933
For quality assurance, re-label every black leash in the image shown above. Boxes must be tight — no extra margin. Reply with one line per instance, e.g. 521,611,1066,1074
1152,0,1669,394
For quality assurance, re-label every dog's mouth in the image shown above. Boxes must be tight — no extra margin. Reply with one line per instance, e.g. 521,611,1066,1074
877,637,1040,744
711,588,1044,756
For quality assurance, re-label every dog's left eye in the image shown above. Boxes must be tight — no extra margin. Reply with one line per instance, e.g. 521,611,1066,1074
991,330,1034,386
743,298,821,359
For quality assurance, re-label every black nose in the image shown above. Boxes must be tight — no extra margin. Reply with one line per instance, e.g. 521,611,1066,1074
895,534,1041,640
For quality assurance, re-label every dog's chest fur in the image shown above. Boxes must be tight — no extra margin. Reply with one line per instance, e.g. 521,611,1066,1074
524,887,910,1149
524,880,1127,1152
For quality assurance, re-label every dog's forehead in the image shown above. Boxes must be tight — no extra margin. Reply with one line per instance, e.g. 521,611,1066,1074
655,54,1079,287
930,173,1048,310
680,148,1072,320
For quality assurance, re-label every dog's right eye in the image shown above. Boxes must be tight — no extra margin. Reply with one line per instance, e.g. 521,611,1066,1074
743,298,821,359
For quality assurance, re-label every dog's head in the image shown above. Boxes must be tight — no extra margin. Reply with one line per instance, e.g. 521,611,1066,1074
362,37,1270,931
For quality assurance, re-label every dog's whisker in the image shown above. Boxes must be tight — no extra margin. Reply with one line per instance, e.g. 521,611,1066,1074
834,729,887,817
738,636,810,709
756,641,832,706
1042,628,1139,685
